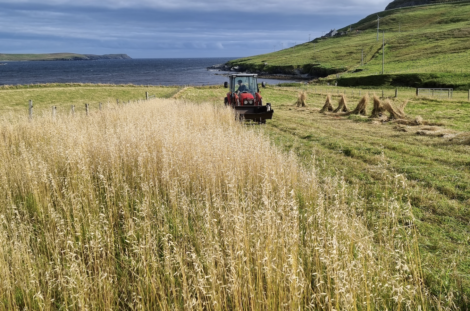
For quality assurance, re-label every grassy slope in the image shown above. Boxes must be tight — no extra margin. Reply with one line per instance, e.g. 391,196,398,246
175,85,470,305
229,2,470,88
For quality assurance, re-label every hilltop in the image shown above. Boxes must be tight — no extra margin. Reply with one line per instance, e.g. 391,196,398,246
228,1,470,89
386,0,458,10
0,53,132,61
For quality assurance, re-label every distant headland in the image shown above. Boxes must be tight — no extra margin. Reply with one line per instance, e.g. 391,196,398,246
0,53,132,61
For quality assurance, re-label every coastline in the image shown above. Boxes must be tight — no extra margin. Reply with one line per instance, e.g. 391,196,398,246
208,63,308,81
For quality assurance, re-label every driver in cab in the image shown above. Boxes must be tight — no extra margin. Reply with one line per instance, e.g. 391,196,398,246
236,80,248,93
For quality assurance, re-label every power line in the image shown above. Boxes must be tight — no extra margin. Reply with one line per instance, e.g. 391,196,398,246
377,15,380,41
382,31,385,74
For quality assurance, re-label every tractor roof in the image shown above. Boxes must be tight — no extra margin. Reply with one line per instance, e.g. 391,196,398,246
228,74,258,77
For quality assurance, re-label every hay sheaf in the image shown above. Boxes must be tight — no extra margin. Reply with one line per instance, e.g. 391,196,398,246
338,95,369,116
296,91,308,107
383,99,408,120
333,95,350,113
370,96,385,118
320,94,333,113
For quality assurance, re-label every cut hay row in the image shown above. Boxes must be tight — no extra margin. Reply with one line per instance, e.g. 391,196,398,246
449,132,470,145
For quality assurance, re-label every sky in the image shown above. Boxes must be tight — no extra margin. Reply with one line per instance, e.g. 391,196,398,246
0,0,391,58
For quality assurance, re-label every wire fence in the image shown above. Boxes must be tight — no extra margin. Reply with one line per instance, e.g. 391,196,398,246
276,84,470,102
23,93,157,120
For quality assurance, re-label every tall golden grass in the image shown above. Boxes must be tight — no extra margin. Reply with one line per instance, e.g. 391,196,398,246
0,99,442,310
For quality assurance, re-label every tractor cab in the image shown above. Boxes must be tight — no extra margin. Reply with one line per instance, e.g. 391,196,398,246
231,76,258,97
224,74,273,123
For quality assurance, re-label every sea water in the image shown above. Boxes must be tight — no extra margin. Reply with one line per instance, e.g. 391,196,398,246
0,58,295,86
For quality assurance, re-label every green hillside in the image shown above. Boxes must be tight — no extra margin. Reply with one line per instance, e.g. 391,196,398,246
0,53,131,61
229,1,470,88
0,53,88,61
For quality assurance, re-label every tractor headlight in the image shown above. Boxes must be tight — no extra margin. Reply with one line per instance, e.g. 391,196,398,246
244,100,248,105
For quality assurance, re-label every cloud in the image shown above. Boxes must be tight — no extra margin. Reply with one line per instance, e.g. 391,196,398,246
0,1,392,57
0,0,391,14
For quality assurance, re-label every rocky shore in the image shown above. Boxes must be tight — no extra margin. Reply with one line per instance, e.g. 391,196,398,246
82,54,132,60
207,63,310,80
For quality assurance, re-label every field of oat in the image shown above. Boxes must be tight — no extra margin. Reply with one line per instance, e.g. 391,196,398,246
0,84,468,309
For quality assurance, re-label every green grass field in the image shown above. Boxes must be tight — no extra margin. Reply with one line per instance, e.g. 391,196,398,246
228,1,470,89
0,84,180,115
0,84,469,307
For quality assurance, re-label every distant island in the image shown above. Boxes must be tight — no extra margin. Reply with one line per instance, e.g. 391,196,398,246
0,53,132,61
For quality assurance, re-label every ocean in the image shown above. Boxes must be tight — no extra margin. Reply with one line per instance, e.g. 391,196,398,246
0,58,295,86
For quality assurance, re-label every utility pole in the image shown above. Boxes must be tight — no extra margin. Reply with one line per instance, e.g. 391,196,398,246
382,31,385,75
377,15,380,41
361,49,364,66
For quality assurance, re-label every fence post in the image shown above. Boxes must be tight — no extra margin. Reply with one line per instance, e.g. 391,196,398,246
71,105,75,116
146,92,149,100
52,106,56,118
416,88,419,96
85,103,89,116
99,102,102,111
395,88,398,98
448,90,450,99
28,100,33,120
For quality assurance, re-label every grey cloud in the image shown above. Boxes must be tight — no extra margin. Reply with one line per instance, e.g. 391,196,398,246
0,1,390,57
0,0,390,14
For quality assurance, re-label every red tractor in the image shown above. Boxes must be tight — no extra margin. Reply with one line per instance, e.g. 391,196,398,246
224,74,273,123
